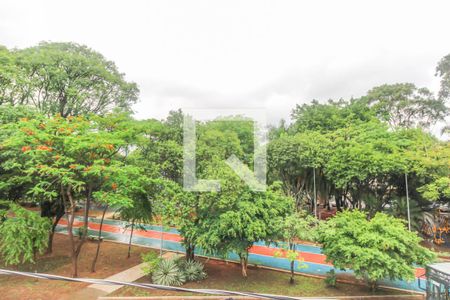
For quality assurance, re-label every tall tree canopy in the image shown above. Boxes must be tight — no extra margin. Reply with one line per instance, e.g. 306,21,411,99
0,42,139,116
195,162,292,277
364,83,447,129
436,53,450,102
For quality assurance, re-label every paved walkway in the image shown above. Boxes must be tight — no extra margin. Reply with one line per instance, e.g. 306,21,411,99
69,252,177,300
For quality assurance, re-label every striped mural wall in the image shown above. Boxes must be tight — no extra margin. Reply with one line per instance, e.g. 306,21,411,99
56,216,426,292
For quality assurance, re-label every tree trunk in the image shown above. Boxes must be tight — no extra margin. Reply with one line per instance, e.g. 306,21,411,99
239,252,249,278
67,210,78,277
91,205,108,272
335,190,342,212
71,251,79,278
185,243,195,261
290,260,295,284
82,187,92,238
47,211,64,254
369,280,377,292
66,184,91,278
127,220,134,258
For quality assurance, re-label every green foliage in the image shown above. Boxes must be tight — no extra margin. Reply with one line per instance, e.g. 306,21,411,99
436,53,450,101
0,204,51,265
195,162,292,253
1,42,139,116
152,258,186,286
324,269,337,288
386,197,422,231
141,251,162,276
318,210,435,289
275,249,308,269
418,176,450,202
177,259,207,282
278,210,319,248
364,83,447,129
268,132,331,208
290,99,374,133
189,162,293,277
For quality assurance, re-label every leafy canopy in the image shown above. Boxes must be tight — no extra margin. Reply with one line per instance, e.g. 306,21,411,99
318,210,435,288
0,204,51,265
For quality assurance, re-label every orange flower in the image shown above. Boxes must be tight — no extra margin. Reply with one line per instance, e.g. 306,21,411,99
69,164,77,169
83,166,91,172
54,155,61,160
21,128,34,136
37,145,52,151
111,183,118,191
21,146,31,152
105,144,114,150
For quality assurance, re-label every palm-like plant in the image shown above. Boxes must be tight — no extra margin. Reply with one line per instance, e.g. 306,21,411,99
180,259,207,281
386,196,422,231
152,259,186,286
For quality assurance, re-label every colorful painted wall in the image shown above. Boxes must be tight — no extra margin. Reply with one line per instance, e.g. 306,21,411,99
56,216,426,292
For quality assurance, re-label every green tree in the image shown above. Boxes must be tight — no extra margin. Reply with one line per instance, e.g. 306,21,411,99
0,105,39,201
276,210,319,284
195,163,293,277
290,99,374,133
324,120,409,213
0,46,23,105
2,114,137,276
163,189,201,261
436,53,450,102
364,83,447,129
1,42,139,116
268,131,331,210
318,210,435,290
90,165,155,271
0,203,51,265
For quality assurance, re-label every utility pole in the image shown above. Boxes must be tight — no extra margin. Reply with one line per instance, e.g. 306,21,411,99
405,173,411,231
160,217,164,256
313,167,317,218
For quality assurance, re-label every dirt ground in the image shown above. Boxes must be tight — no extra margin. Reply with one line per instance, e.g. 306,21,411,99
0,233,155,300
111,258,418,299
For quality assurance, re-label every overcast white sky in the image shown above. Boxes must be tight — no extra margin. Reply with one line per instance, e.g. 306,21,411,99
1,0,449,132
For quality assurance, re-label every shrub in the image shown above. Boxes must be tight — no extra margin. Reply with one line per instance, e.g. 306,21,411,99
152,258,186,286
324,269,337,288
318,210,435,290
0,204,51,265
141,251,162,276
180,259,207,282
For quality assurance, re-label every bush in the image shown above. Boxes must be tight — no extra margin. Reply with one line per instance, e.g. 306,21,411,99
318,210,435,290
324,269,337,288
152,258,186,286
141,251,162,276
179,259,207,281
0,204,51,265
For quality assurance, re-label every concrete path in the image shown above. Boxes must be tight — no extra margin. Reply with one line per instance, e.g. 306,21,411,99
69,252,177,300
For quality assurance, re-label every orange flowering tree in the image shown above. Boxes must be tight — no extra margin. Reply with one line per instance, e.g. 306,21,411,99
3,114,149,277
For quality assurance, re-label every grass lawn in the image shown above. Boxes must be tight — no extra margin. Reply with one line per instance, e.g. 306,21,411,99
110,258,419,298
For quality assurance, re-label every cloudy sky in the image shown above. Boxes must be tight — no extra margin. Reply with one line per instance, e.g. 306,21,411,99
1,0,449,129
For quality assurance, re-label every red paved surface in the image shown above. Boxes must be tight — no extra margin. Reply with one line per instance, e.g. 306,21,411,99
57,218,424,278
